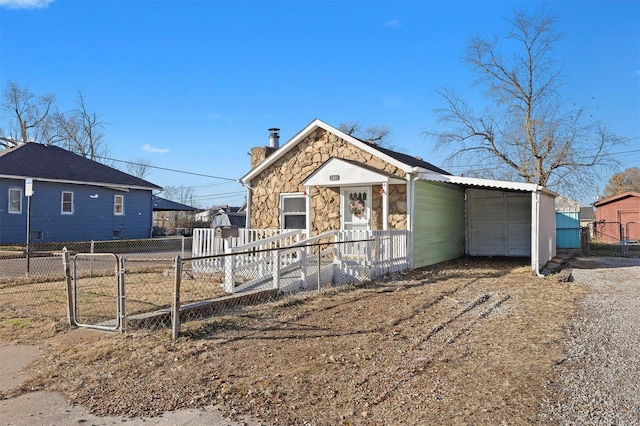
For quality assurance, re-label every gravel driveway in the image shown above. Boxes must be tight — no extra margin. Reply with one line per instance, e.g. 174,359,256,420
542,256,640,425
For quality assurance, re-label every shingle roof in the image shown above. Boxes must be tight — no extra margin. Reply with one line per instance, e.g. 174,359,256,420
0,142,161,190
152,196,197,211
359,139,450,175
593,191,640,207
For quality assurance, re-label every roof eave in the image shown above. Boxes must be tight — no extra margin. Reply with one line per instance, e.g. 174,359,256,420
240,118,415,183
0,175,161,191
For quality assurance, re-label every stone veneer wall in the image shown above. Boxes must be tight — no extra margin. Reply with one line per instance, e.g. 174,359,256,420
249,128,408,233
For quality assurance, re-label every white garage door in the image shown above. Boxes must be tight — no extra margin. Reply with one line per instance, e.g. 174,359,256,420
467,189,531,257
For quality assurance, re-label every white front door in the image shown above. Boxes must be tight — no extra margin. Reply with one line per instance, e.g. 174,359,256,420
342,187,371,231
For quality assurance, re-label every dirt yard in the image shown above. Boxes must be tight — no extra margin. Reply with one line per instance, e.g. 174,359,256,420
0,257,586,425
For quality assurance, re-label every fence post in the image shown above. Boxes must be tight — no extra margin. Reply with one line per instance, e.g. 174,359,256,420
580,227,590,254
172,255,182,339
62,247,76,327
299,247,307,290
224,245,235,293
273,249,280,290
317,245,322,292
119,256,127,333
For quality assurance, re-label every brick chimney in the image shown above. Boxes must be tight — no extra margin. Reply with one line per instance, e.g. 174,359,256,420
250,128,280,169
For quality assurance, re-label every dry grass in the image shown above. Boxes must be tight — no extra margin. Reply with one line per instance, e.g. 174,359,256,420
1,257,586,425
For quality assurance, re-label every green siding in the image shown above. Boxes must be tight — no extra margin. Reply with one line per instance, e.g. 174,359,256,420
413,181,465,268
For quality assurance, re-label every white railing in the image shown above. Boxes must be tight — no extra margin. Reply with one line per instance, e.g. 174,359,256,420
190,228,410,293
191,228,305,274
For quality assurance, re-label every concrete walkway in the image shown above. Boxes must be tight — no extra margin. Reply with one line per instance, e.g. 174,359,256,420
0,343,262,426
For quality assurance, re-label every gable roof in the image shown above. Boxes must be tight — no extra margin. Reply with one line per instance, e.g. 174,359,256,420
0,142,161,190
593,191,640,207
241,118,449,183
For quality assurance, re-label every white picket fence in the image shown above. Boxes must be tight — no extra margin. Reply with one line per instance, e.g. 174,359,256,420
190,228,410,293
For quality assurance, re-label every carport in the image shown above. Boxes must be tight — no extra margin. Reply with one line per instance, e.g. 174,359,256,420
417,174,557,275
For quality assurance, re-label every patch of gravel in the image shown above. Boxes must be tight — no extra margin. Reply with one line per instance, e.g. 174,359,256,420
542,257,640,425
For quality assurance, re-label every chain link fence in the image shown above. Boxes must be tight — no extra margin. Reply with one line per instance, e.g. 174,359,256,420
2,234,408,338
583,221,640,257
0,237,191,323
170,236,388,338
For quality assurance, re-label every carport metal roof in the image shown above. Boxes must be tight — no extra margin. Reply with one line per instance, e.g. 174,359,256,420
417,173,558,197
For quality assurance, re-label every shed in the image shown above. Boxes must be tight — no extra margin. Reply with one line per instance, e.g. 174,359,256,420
593,191,640,241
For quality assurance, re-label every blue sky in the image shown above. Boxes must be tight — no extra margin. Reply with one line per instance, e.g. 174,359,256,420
1,0,638,208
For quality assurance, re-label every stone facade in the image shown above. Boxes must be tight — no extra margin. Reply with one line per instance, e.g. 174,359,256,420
248,128,408,234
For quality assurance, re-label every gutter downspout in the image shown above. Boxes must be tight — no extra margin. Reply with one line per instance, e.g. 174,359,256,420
534,190,544,277
241,180,252,229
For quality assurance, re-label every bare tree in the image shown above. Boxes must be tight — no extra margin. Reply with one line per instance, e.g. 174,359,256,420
0,81,59,146
428,9,625,197
126,158,152,179
55,90,110,162
160,185,196,231
338,121,391,145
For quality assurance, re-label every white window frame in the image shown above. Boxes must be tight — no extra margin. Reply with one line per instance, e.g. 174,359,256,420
8,188,22,214
61,191,74,214
114,194,124,216
280,192,306,230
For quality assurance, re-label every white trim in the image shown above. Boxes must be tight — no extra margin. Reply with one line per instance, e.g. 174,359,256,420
8,187,22,214
114,194,125,216
304,185,312,237
280,192,306,230
0,174,156,191
61,191,74,215
241,119,417,184
303,157,405,187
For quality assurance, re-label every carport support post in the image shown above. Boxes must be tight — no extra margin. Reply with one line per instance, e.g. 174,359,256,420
172,255,182,339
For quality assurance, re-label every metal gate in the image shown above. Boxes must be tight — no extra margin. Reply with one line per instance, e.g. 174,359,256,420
63,250,125,331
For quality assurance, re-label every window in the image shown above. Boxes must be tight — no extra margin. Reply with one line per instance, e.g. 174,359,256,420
61,191,74,214
29,230,43,240
280,193,306,230
8,188,22,214
114,194,124,215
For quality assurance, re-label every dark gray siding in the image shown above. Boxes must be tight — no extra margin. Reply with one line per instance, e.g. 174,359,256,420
0,178,153,244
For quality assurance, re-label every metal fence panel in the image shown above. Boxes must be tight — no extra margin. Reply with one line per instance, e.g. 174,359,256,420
72,253,121,331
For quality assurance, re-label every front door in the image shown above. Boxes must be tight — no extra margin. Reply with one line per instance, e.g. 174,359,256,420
342,187,371,231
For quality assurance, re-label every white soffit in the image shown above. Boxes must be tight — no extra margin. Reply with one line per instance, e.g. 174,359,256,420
418,173,558,196
303,158,405,186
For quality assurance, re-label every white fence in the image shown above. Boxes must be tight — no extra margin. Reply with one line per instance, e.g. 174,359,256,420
190,228,410,293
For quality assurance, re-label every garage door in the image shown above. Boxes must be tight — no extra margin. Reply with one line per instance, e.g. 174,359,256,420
467,189,531,257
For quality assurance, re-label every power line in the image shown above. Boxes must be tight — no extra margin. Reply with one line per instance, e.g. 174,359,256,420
95,155,240,182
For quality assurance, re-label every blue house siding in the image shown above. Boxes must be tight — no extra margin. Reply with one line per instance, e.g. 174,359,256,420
0,178,28,244
0,179,153,244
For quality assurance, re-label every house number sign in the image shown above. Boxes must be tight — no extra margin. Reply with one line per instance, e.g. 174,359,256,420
329,175,340,181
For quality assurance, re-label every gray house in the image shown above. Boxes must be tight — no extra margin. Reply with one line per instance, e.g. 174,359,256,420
0,142,162,244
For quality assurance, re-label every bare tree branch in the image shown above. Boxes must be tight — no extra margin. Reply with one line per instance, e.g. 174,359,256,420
427,9,625,197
